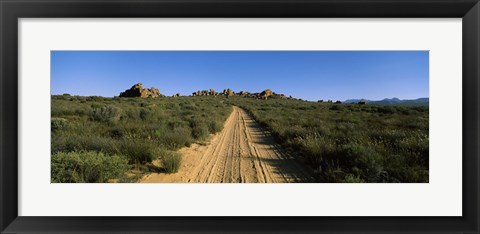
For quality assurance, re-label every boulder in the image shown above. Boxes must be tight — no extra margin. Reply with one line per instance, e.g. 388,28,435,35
260,89,272,97
209,89,217,96
119,83,162,98
226,88,233,96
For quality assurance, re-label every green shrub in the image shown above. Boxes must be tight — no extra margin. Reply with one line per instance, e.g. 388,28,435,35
90,105,122,123
378,106,396,114
190,117,210,139
117,139,157,164
329,105,345,111
86,96,106,102
314,165,344,183
344,174,365,183
192,124,209,140
161,150,182,173
296,133,336,169
339,144,383,182
51,117,68,131
51,133,117,155
51,151,129,183
91,103,104,109
109,127,124,139
208,120,224,133
155,127,193,149
139,108,153,121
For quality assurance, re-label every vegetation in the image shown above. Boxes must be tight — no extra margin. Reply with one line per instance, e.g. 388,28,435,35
51,151,129,183
52,94,429,183
161,150,182,173
226,96,429,183
51,95,231,182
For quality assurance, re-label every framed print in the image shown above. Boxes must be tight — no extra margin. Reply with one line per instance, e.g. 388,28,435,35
1,0,479,233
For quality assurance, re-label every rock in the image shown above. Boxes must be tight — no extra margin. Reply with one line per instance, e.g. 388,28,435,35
191,89,218,96
190,88,291,100
260,89,272,98
209,89,217,96
257,89,273,100
226,88,233,96
119,83,162,98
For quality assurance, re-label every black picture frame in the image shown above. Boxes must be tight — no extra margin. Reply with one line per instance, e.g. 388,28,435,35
1,0,479,233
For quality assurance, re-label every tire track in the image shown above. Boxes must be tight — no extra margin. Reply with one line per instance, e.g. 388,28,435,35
140,106,313,183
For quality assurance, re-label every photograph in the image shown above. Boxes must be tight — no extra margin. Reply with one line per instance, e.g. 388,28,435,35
3,0,477,232
50,51,429,183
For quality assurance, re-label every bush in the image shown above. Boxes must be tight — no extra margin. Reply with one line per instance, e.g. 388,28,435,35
314,165,344,183
161,150,182,173
51,117,68,132
208,120,224,133
51,151,129,183
190,117,209,139
378,106,396,114
155,127,193,149
192,123,209,139
109,127,124,139
329,105,345,111
90,105,122,123
139,108,153,121
117,139,157,164
91,103,104,109
344,174,365,183
51,133,117,155
338,144,383,182
296,133,336,169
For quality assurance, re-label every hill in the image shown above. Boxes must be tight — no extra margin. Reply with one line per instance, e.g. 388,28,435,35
344,97,429,106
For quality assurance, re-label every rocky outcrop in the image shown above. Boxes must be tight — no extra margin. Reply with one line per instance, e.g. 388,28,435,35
221,88,233,96
238,91,251,96
119,83,162,98
191,88,289,100
256,89,273,99
260,89,272,97
227,88,234,96
210,89,217,96
192,89,218,96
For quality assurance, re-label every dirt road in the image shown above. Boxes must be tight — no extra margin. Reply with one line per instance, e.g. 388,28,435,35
141,106,313,183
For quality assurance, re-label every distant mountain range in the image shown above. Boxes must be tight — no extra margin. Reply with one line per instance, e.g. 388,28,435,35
344,97,429,106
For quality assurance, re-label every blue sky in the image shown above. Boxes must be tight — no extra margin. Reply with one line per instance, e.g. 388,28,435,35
51,51,428,101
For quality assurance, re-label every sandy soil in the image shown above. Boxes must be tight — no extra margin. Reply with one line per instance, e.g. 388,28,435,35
140,106,313,183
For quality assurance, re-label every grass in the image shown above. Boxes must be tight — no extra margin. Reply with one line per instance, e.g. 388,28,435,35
225,96,429,183
51,95,232,182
